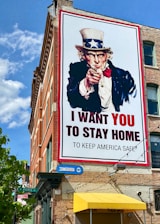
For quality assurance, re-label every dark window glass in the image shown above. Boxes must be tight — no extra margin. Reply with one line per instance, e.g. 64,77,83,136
46,139,52,172
151,135,160,168
143,42,154,66
154,190,160,211
148,100,158,115
147,85,158,115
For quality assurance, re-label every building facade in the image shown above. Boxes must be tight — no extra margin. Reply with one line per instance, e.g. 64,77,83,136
28,0,160,223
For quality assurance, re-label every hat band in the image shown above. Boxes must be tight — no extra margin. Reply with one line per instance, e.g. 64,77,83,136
83,38,104,49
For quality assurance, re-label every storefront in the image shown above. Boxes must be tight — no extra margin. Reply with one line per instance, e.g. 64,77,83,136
74,193,146,224
34,172,63,224
34,172,146,224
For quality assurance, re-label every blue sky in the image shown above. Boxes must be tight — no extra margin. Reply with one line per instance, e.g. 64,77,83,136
74,0,160,29
0,0,51,161
0,0,159,163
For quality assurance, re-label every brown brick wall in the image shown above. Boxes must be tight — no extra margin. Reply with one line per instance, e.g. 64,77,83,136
29,2,160,224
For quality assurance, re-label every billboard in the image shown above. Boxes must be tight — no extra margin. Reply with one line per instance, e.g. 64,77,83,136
58,10,149,166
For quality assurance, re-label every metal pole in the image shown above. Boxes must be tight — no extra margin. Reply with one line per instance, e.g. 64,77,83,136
90,209,92,224
120,212,123,224
143,210,146,224
12,189,17,224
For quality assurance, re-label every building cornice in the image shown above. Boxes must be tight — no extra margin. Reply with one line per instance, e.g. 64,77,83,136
28,12,53,133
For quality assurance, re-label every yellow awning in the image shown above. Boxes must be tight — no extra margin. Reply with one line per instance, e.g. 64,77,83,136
74,193,146,213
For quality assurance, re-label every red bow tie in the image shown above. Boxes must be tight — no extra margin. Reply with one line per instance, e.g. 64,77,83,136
103,68,112,78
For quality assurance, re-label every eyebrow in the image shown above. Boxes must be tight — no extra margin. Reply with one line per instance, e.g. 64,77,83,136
86,52,105,56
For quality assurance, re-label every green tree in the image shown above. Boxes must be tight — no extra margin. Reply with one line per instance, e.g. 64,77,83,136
0,128,34,224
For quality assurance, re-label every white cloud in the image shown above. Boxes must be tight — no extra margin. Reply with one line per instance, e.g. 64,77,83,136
0,24,43,128
0,58,22,79
0,79,31,128
0,79,24,99
8,109,31,129
0,23,43,62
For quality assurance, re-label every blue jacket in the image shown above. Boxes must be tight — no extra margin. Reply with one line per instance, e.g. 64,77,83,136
67,60,136,113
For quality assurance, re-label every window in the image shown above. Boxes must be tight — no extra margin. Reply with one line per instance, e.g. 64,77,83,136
46,102,49,128
46,139,52,172
154,190,160,211
147,85,159,115
50,87,53,115
143,41,155,66
150,134,160,168
33,170,37,187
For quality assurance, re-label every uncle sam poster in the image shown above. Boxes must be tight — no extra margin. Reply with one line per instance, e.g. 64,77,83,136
58,10,149,166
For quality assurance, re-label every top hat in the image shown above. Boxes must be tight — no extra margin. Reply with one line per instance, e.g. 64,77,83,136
75,28,111,52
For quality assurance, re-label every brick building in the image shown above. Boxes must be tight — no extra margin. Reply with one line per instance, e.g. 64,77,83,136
28,0,160,223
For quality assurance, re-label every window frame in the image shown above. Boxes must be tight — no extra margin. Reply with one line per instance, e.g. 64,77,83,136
154,189,160,211
147,84,159,116
143,41,156,66
150,133,160,169
46,138,52,172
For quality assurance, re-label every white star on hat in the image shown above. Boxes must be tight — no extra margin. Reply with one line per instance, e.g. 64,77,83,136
89,39,99,48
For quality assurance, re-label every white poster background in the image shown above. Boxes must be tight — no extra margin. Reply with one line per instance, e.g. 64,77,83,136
59,11,148,165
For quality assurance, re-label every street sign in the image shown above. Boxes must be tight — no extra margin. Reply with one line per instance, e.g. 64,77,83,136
18,187,37,193
56,164,83,175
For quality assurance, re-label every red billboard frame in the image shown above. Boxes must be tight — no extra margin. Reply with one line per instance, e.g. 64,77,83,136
58,10,149,166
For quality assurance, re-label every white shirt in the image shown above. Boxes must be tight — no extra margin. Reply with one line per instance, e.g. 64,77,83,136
79,75,115,113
